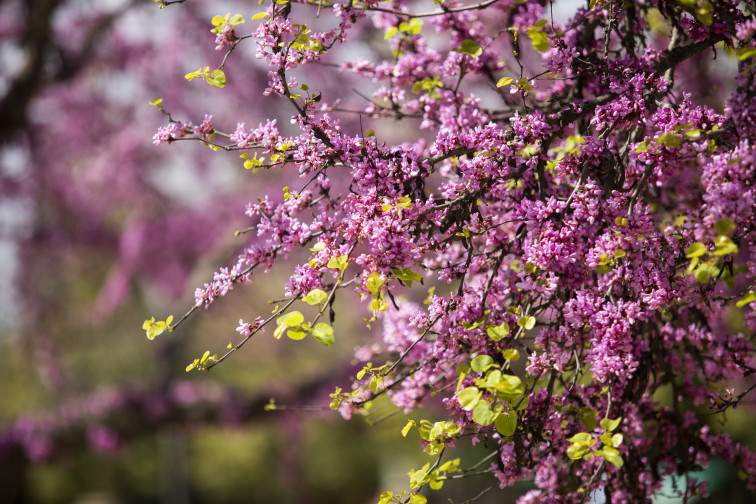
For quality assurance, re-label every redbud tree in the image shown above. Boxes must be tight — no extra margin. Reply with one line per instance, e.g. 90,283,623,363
146,0,756,502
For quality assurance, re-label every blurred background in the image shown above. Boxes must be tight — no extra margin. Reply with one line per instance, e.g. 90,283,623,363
0,0,754,503
0,1,489,502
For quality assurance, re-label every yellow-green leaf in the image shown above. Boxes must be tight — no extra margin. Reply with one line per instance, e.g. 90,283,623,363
487,321,510,341
517,315,536,330
502,348,520,361
595,446,624,468
737,47,756,61
211,14,228,26
311,322,334,346
457,387,482,411
656,132,682,148
228,13,244,26
409,469,430,488
401,420,415,437
713,235,738,256
685,242,706,258
694,263,710,283
736,291,756,308
369,297,388,312
715,217,736,236
366,271,384,293
303,288,328,305
207,69,226,88
472,399,495,425
453,39,483,57
600,417,622,432
495,410,517,436
471,354,495,373
392,268,423,286
287,329,307,340
328,254,349,271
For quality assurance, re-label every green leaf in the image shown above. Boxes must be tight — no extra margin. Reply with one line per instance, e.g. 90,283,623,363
715,217,736,236
407,18,423,34
366,272,384,293
486,321,510,341
228,13,244,26
207,69,226,88
568,432,593,444
600,417,622,432
495,410,517,436
328,254,349,271
428,420,460,441
287,329,307,340
457,387,482,411
277,310,304,327
635,139,651,153
396,195,412,209
595,446,624,468
517,315,536,330
408,495,427,504
453,39,483,57
251,12,266,20
484,369,502,388
581,409,598,431
461,318,485,330
655,132,682,148
392,268,423,286
737,47,756,61
369,375,381,393
401,420,415,437
409,469,430,488
685,242,707,258
303,288,328,305
566,432,594,460
713,235,738,256
471,354,496,373
185,67,208,81
311,322,335,346
736,291,756,308
274,311,304,339
694,263,711,283
378,491,394,504
502,348,519,361
369,297,388,312
472,399,495,425
494,374,524,395
211,14,228,26
496,76,513,88
683,128,702,139
527,30,551,52
143,315,173,340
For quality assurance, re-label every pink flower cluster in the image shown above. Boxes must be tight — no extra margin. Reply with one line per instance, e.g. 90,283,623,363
150,0,756,501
